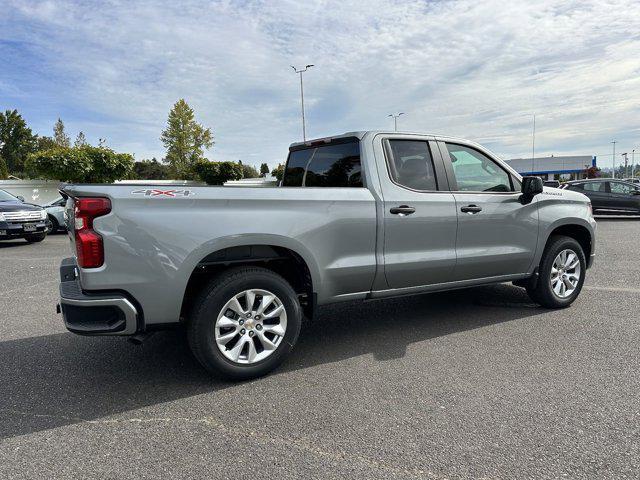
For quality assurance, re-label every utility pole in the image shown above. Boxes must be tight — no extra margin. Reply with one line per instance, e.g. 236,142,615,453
611,140,617,179
388,113,404,132
291,64,314,141
622,152,628,178
531,114,536,174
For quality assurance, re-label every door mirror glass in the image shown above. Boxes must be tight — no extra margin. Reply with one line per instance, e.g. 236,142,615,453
16,195,25,202
521,176,543,196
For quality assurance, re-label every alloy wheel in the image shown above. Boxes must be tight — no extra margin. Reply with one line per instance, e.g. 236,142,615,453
550,249,581,299
214,289,287,364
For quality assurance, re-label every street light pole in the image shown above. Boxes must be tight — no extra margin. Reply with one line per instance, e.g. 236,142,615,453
388,113,404,131
632,149,636,179
291,64,314,141
531,114,536,174
611,140,617,178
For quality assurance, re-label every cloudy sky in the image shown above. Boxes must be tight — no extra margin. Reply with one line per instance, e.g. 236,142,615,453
1,0,639,169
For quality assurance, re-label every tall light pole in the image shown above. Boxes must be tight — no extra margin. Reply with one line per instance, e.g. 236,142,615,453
388,112,404,131
531,114,536,174
291,64,314,141
622,152,628,178
611,140,617,178
632,149,636,179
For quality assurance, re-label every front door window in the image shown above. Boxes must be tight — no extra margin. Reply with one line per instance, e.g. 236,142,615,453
445,144,512,192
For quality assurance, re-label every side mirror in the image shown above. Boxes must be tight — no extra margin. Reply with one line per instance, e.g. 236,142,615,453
16,195,25,202
520,176,543,204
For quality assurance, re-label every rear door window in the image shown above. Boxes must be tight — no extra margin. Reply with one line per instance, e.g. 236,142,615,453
282,139,362,187
386,140,438,191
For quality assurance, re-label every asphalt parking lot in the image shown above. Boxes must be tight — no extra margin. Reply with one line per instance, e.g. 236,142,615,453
1,221,639,479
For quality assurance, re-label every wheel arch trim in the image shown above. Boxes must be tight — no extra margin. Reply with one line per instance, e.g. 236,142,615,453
178,233,321,302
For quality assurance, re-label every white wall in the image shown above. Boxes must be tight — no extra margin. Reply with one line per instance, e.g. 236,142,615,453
0,180,62,205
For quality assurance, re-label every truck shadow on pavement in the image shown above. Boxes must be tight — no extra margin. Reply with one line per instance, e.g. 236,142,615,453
0,284,541,440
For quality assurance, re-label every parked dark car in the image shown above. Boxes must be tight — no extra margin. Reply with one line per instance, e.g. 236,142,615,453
561,179,640,215
0,189,50,242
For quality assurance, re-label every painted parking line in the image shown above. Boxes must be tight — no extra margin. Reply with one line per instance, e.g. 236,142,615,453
583,285,640,294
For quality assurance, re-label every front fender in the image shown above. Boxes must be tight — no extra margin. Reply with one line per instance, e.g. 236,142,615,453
533,193,596,270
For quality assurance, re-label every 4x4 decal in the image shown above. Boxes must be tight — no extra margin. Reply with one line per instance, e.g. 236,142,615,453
131,189,195,197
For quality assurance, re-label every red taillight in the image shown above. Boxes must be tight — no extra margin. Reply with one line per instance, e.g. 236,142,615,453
74,197,111,268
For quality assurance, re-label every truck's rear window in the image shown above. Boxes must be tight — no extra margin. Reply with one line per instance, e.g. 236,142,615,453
282,139,362,187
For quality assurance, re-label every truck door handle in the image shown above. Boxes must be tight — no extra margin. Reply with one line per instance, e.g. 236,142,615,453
390,205,416,216
460,204,482,214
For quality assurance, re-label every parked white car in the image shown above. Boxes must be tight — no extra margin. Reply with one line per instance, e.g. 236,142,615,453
44,197,67,233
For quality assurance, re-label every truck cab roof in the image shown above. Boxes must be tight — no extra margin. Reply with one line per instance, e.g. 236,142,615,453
288,130,481,151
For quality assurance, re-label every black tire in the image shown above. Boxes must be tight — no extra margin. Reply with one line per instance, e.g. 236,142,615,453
47,215,59,233
527,235,586,308
187,266,302,380
24,232,47,243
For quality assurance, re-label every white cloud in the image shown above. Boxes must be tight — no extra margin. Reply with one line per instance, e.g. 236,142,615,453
1,0,639,168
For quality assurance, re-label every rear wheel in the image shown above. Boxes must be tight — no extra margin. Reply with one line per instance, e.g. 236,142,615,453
527,235,586,308
25,233,46,243
188,266,302,380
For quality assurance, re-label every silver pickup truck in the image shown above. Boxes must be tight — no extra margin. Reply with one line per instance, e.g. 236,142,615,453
58,131,596,379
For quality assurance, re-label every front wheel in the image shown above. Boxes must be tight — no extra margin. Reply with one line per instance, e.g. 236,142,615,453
188,266,302,380
527,235,586,308
47,216,59,233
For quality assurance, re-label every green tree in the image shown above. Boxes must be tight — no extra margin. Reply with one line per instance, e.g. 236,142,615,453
260,163,270,177
160,99,213,178
27,145,133,183
132,158,171,180
0,155,8,179
74,131,88,147
238,160,259,178
53,118,70,147
271,163,284,181
36,136,57,151
192,160,243,185
0,109,37,174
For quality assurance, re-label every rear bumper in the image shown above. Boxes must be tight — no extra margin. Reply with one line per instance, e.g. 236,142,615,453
58,257,139,335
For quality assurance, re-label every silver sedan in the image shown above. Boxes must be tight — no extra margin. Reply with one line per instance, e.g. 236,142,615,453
44,197,67,233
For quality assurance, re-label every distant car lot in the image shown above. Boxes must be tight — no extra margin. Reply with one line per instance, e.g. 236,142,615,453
0,220,639,479
562,179,640,215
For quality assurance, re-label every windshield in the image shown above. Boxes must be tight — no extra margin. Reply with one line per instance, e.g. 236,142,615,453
45,196,64,206
0,189,18,202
